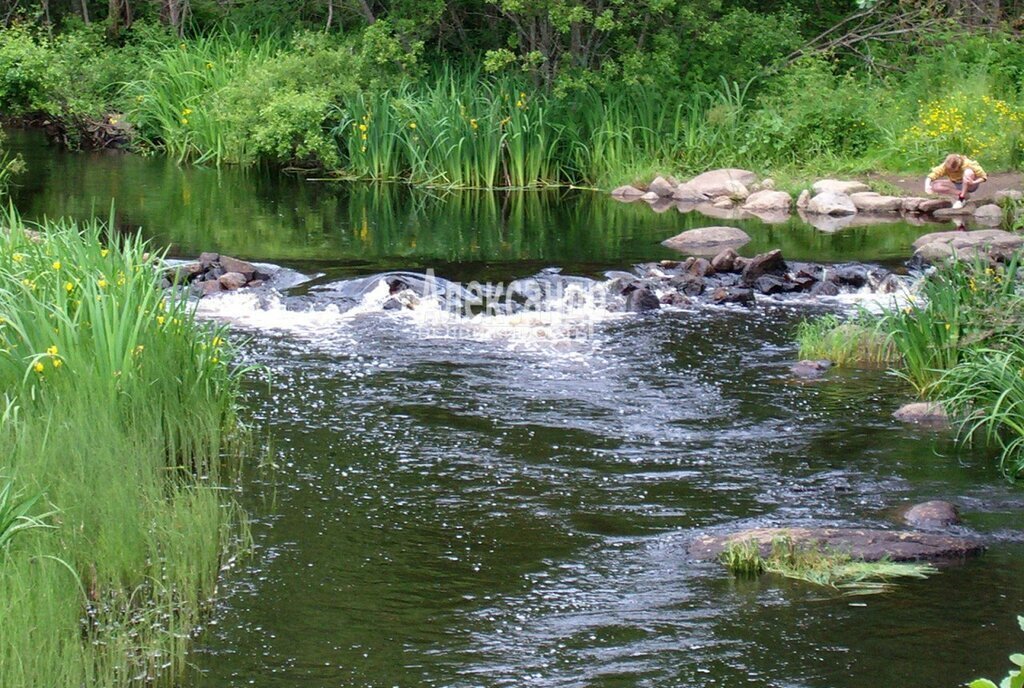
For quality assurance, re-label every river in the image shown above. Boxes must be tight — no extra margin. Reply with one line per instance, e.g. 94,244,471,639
8,129,1024,688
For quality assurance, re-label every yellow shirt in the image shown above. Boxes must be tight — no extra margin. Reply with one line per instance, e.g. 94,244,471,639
928,156,987,183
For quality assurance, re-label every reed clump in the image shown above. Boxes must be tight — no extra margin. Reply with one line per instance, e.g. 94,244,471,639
0,208,250,687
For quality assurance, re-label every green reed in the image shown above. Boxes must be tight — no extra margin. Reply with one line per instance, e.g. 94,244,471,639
0,208,250,687
795,312,898,367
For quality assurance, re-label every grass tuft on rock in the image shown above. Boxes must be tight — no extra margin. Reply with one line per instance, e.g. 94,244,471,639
722,536,937,594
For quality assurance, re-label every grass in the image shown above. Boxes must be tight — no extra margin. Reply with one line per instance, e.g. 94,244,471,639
0,207,251,687
722,536,937,594
795,313,897,367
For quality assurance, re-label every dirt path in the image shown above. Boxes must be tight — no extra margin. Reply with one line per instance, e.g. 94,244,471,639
869,171,1023,203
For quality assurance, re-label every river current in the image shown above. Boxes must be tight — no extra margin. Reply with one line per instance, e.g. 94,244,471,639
8,129,1024,687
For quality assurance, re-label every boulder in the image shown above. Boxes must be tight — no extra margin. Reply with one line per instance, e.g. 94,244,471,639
893,401,949,426
902,500,961,530
796,189,811,210
912,229,1024,263
809,280,840,296
933,205,975,218
218,272,248,290
993,189,1023,203
624,286,661,312
194,280,223,296
220,256,257,280
791,359,832,378
762,178,776,190
919,199,951,214
902,197,930,213
812,179,872,195
648,175,677,198
742,189,793,212
198,252,220,269
741,249,786,284
712,196,735,209
686,168,758,197
913,241,955,264
661,227,751,253
672,184,709,204
974,203,1004,222
806,190,857,216
710,248,739,273
640,191,660,202
686,257,714,278
850,192,903,213
166,262,203,285
689,527,982,562
710,287,755,306
611,185,645,199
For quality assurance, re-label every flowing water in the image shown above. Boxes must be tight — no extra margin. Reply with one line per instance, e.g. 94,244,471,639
8,130,1024,687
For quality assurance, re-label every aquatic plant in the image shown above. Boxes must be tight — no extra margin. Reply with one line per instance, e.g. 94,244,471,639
722,537,936,594
0,208,251,687
795,312,897,367
969,616,1024,688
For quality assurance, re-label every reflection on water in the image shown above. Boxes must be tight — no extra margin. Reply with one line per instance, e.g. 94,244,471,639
9,128,941,275
7,129,1024,688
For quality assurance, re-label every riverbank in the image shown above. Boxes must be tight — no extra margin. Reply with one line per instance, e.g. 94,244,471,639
0,210,250,686
2,24,1024,189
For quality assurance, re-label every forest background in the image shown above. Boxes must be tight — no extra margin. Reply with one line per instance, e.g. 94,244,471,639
0,0,1023,188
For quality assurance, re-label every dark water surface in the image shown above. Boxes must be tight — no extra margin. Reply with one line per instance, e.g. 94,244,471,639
9,130,1024,687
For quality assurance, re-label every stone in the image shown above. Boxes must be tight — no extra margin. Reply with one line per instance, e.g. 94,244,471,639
624,286,661,312
974,203,1004,221
672,184,709,204
791,359,832,378
806,190,857,216
796,189,811,210
993,189,1023,202
812,179,872,195
611,185,645,199
752,274,792,294
747,209,792,225
809,280,840,296
741,249,786,284
218,272,248,290
686,168,758,197
686,257,713,278
918,199,951,214
902,197,930,213
640,191,660,202
742,189,793,212
689,527,982,562
166,262,202,285
648,175,677,198
650,198,676,213
710,248,739,273
710,287,755,306
850,192,903,213
694,204,755,222
712,196,735,209
933,205,975,218
902,500,962,530
893,401,949,426
661,227,751,253
762,178,776,190
198,252,220,269
219,256,257,280
194,280,223,296
912,229,1024,258
913,242,955,264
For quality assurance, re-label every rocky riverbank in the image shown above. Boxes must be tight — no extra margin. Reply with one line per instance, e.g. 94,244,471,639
613,168,1022,231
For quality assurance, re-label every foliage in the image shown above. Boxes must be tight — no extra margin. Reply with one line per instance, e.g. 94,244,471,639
795,312,897,367
0,208,251,687
969,616,1024,688
721,536,936,594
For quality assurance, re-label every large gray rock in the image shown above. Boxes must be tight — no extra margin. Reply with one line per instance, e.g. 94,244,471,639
611,185,645,199
812,179,871,195
648,175,677,198
689,527,982,562
686,168,758,198
850,192,903,213
672,184,708,204
974,203,1004,224
893,401,949,426
220,256,257,280
807,190,857,216
902,197,930,213
913,241,955,264
661,227,751,253
902,500,961,530
912,229,1023,264
993,189,1023,203
742,189,793,212
791,359,832,378
218,272,248,290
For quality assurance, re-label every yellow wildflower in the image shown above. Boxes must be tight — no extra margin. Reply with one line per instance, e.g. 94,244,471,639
65,281,74,293
33,362,44,373
46,345,58,356
408,122,417,129
52,359,62,368
470,119,478,130
156,315,166,326
12,253,23,262
181,117,189,125
358,123,368,132
100,248,109,257
182,107,193,116
98,278,108,289
52,260,61,271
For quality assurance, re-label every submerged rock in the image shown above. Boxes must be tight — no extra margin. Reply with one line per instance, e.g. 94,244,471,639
689,527,982,562
902,500,962,530
893,401,949,427
791,359,832,378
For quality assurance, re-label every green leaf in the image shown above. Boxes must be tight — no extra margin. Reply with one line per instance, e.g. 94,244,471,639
968,680,998,688
1010,655,1024,668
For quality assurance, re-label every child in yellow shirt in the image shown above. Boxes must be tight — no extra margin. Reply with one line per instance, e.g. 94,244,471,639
924,153,987,209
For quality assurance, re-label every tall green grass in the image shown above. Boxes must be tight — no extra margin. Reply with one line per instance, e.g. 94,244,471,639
0,208,250,687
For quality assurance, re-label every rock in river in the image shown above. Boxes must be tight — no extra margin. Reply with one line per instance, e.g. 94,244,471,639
661,227,751,254
901,500,962,530
689,527,982,562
